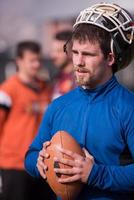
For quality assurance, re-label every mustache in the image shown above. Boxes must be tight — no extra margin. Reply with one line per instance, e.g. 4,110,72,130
73,66,90,73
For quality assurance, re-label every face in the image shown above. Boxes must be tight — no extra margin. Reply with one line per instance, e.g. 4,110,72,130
50,39,69,69
17,50,41,78
72,39,113,89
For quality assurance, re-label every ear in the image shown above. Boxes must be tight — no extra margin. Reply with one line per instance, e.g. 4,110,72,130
16,56,22,66
107,52,115,67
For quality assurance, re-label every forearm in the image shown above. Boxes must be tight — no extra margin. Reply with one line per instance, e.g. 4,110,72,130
88,163,134,192
24,107,52,177
25,149,40,177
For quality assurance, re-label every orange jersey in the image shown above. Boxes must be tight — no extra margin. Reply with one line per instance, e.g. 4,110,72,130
0,74,52,170
52,71,76,100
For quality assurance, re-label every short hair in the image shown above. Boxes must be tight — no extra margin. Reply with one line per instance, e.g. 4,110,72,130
72,24,111,59
16,41,41,58
54,30,72,42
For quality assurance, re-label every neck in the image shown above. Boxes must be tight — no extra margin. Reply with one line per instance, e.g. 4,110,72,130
84,71,113,90
17,72,37,84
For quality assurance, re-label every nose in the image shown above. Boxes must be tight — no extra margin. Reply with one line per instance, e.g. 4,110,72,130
75,54,85,68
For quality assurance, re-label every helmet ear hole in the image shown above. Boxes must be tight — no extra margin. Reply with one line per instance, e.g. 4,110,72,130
116,42,134,70
112,32,134,70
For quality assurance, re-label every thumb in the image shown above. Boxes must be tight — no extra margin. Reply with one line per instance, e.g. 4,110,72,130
82,148,93,159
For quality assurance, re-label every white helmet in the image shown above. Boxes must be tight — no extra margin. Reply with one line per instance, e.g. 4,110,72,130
73,3,134,70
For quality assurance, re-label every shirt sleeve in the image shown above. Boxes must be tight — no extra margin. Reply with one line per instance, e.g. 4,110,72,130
87,107,134,192
88,163,134,192
0,90,12,109
24,104,53,177
0,78,14,110
0,89,12,136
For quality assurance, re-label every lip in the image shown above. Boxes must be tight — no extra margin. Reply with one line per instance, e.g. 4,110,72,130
76,69,89,74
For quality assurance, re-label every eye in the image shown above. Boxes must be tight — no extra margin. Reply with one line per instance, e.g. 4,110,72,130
72,50,78,55
82,52,96,57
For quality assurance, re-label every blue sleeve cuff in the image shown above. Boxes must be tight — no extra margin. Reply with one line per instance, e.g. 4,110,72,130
87,163,99,186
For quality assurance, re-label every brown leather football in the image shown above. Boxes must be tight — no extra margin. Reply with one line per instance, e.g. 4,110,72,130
44,130,84,200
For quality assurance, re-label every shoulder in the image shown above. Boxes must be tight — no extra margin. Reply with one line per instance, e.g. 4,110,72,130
115,81,134,107
0,75,19,106
43,87,81,118
50,87,81,108
0,75,18,92
112,81,134,125
0,75,18,108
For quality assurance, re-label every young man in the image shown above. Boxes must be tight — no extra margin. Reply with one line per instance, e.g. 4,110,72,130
0,41,55,200
50,30,76,99
25,3,134,200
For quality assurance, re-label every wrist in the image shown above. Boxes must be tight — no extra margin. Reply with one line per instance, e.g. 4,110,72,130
87,163,99,186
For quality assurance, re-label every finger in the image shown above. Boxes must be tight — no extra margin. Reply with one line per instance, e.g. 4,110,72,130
54,167,81,175
37,164,47,179
39,150,49,159
43,141,51,149
57,147,84,161
83,148,94,161
37,158,48,170
54,157,76,167
74,159,84,168
44,153,50,159
58,174,80,183
39,150,44,158
82,148,93,159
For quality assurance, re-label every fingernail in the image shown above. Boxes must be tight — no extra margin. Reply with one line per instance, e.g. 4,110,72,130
45,153,50,158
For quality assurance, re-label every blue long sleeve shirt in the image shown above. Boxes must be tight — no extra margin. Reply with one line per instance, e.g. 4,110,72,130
25,76,134,199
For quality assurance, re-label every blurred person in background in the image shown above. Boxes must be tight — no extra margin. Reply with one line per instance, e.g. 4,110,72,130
50,30,76,100
0,41,55,200
0,49,10,83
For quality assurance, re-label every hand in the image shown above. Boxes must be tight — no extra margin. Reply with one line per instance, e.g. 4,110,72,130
54,147,94,184
36,141,51,179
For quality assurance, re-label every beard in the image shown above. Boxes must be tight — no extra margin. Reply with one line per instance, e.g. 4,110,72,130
75,75,89,86
73,66,94,87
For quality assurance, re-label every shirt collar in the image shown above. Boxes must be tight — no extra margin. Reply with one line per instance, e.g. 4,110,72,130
78,75,118,102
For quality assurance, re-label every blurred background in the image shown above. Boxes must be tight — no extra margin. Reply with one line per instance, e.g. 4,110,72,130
0,0,134,90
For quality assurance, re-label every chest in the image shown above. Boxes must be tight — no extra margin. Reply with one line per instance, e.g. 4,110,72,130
51,100,125,157
11,86,50,115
